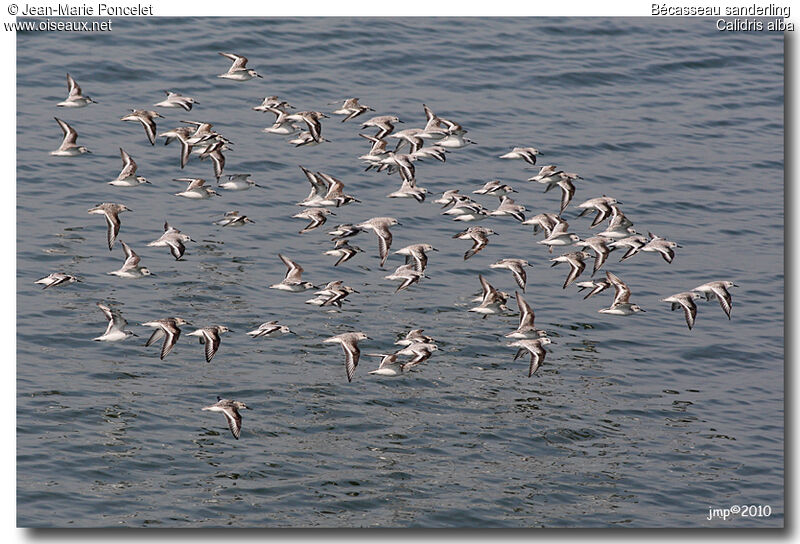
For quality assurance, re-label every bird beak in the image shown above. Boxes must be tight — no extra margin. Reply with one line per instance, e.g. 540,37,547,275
256,74,264,78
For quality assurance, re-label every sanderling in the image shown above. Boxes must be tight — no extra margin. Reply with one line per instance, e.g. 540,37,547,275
574,236,612,276
490,258,530,291
661,291,703,330
331,98,375,122
366,353,406,376
57,73,96,107
294,208,334,233
173,177,219,199
361,115,402,139
642,232,681,264
395,243,437,273
576,196,619,227
522,213,561,237
188,325,230,362
434,133,475,149
87,202,130,250
527,165,562,185
356,217,399,267
435,189,461,207
93,302,136,342
395,341,438,369
489,195,526,222
306,282,358,307
317,172,359,206
385,263,425,293
109,148,150,187
214,210,255,227
202,397,251,440
142,317,188,359
218,52,263,80
328,224,363,240
121,109,163,146
108,241,151,278
556,178,576,214
597,207,636,239
505,291,548,339
263,109,302,135
538,220,580,253
550,251,591,289
247,321,292,338
198,140,226,180
325,239,364,266
575,279,612,300
499,147,540,165
147,221,191,260
598,271,646,316
270,254,315,292
358,134,389,164
473,180,516,196
323,332,369,382
692,281,738,319
285,111,328,143
376,152,416,183
51,117,90,156
154,91,197,111
35,272,80,289
609,234,649,262
218,174,262,191
509,337,552,377
395,329,434,346
253,96,295,112
387,178,427,202
469,274,510,315
453,226,497,260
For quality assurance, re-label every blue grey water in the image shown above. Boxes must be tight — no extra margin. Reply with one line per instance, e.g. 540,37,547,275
16,17,783,528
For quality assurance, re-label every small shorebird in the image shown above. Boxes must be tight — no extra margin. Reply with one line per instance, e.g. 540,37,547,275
490,258,530,291
247,321,292,338
293,208,333,234
51,117,90,156
142,317,188,360
35,272,80,289
154,91,197,111
270,254,315,292
218,52,263,80
575,236,612,276
661,291,703,330
469,274,510,315
253,95,294,112
509,337,552,377
575,279,612,300
323,332,369,382
331,98,375,122
357,217,399,267
522,213,560,237
187,325,230,362
108,241,151,278
147,222,191,260
173,177,219,199
395,329,435,347
598,271,646,316
218,174,261,191
57,73,96,107
505,291,548,339
692,281,738,319
325,239,364,266
473,180,516,196
538,220,580,253
453,226,497,260
642,232,681,264
550,251,592,289
576,196,619,227
489,195,526,222
214,210,255,227
87,202,130,250
109,148,150,187
198,140,226,180
499,146,540,165
395,243,437,273
361,115,402,139
203,397,251,440
121,109,163,146
385,263,425,293
93,302,136,342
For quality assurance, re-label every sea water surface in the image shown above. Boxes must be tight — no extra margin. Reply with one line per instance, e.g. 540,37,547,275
16,18,783,527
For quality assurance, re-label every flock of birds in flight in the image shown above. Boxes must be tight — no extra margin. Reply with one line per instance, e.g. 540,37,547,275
36,52,738,440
